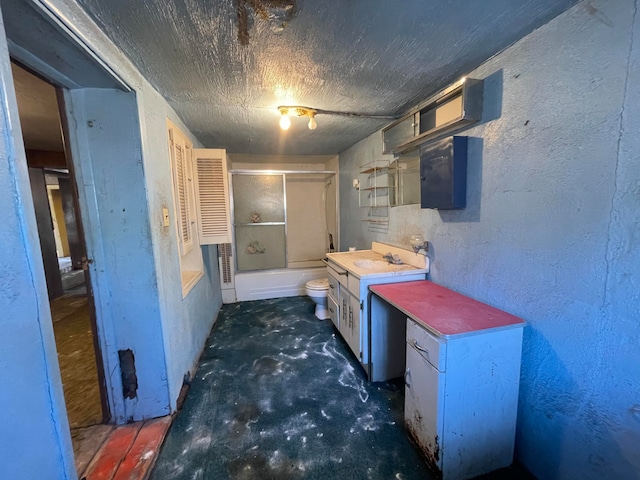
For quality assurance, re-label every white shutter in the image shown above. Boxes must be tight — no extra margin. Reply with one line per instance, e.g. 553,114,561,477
168,124,194,255
193,148,231,244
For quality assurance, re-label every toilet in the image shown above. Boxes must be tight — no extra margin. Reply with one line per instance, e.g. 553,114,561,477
305,278,330,320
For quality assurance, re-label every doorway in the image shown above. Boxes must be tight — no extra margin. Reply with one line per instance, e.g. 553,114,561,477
12,61,111,471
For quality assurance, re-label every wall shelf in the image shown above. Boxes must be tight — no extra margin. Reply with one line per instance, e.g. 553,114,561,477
382,77,483,154
359,160,390,224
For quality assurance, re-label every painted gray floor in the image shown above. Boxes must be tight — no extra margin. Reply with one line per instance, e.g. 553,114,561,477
151,296,530,480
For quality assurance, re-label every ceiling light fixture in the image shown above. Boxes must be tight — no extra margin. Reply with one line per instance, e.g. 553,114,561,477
277,105,398,131
278,106,317,130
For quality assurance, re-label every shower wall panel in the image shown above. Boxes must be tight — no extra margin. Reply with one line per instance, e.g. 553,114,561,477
285,174,328,264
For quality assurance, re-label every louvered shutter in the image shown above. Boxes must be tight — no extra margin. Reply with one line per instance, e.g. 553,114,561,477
169,126,194,255
193,149,231,244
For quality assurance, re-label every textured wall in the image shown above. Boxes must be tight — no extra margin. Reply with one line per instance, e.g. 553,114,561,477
138,84,222,410
52,0,224,417
0,14,76,480
0,0,223,436
339,1,640,478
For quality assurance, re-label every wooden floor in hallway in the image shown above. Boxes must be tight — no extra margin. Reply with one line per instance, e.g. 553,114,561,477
77,417,172,480
51,294,102,429
51,293,106,476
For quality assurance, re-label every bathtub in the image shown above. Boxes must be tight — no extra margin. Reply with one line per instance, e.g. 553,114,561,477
234,263,326,301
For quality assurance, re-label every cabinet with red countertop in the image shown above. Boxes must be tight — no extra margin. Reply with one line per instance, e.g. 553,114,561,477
369,280,525,480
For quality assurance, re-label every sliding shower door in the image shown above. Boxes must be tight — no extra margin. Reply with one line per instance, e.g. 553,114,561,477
285,173,333,268
232,174,287,271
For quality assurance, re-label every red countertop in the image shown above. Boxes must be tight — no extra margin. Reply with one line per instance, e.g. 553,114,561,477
370,280,525,337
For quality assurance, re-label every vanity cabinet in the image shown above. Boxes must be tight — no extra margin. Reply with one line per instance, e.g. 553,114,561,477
341,292,361,358
327,267,361,360
370,281,525,480
327,294,339,329
325,243,428,376
327,270,341,329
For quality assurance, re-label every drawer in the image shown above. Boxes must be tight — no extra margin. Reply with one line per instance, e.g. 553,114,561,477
406,318,447,372
327,262,348,288
327,273,340,301
348,275,360,296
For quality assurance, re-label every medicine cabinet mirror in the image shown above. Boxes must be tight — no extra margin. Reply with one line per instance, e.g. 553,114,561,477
389,149,420,207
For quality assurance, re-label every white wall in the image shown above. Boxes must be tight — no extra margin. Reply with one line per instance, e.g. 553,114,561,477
339,1,640,478
229,153,340,256
229,153,337,171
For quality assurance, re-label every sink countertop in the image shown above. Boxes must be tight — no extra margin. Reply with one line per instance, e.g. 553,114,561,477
326,248,427,279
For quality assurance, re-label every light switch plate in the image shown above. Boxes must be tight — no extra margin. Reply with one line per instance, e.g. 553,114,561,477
162,207,170,227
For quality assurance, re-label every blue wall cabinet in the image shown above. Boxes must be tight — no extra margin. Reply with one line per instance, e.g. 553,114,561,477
420,136,468,209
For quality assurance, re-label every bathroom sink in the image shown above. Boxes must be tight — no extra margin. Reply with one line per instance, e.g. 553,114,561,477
353,259,390,270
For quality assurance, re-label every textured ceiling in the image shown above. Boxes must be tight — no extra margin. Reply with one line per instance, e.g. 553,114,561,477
75,0,578,155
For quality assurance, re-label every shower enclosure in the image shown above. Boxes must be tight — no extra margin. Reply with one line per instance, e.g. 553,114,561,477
229,170,337,300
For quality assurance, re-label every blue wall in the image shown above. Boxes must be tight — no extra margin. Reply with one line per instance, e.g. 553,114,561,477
54,0,223,420
139,87,222,408
0,15,76,480
339,1,639,478
0,0,223,474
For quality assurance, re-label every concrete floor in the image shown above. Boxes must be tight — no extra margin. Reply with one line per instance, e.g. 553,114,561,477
150,296,532,480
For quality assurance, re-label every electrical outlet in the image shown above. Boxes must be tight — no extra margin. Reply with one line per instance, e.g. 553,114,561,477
162,207,170,227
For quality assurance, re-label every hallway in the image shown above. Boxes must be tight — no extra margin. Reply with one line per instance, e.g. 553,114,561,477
150,297,530,480
50,294,102,429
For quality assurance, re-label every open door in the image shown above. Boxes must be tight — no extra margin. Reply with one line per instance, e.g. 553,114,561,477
57,88,110,425
12,62,110,475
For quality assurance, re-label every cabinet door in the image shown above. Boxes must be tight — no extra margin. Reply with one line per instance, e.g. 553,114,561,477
327,295,339,329
339,288,349,338
346,294,361,360
405,342,445,472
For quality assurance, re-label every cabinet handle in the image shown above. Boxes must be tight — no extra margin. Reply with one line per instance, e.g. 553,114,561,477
412,339,429,355
329,284,334,289
404,368,411,388
348,305,353,328
329,307,334,313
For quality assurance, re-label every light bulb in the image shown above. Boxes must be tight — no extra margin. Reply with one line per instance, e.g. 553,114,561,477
279,112,291,130
308,115,317,130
